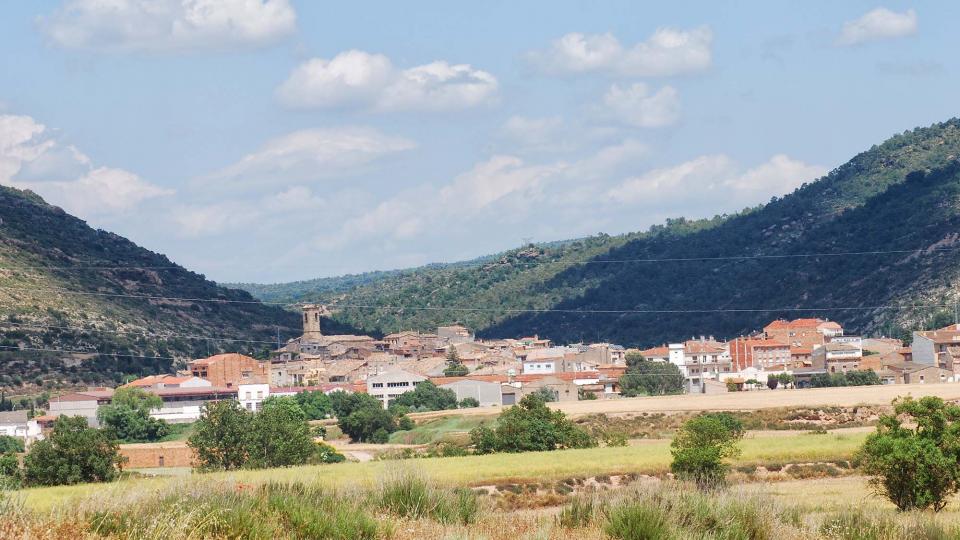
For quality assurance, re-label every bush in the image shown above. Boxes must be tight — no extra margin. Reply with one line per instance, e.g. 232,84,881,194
469,394,596,454
605,501,672,540
459,397,480,408
670,413,744,489
313,442,346,464
558,496,600,529
22,416,123,486
857,396,960,511
379,471,480,525
397,415,415,431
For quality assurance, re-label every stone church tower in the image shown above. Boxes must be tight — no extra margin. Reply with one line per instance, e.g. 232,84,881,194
302,304,327,340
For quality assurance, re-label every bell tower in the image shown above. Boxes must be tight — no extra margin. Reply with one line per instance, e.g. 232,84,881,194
302,304,326,340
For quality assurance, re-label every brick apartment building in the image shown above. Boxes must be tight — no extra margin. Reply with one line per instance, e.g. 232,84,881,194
189,353,269,388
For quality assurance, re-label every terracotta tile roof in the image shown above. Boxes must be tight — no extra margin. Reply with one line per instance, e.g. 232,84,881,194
764,318,840,330
123,374,194,387
639,346,669,357
189,353,259,366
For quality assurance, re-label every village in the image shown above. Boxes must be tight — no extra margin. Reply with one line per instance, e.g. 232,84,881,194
5,302,960,451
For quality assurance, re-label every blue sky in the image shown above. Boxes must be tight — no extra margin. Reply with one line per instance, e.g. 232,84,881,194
0,1,955,283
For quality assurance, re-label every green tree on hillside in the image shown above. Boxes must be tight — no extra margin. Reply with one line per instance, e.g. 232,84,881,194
22,416,123,486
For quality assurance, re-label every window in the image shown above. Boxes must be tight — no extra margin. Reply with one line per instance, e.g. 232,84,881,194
372,383,383,388
245,403,252,410
256,391,263,399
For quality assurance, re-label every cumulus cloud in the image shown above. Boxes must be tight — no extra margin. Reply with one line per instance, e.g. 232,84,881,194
600,83,680,127
837,7,917,46
277,50,498,111
0,114,171,217
608,154,826,205
528,27,713,77
205,127,416,191
39,0,296,52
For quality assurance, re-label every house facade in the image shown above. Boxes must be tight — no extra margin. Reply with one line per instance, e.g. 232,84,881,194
366,369,427,407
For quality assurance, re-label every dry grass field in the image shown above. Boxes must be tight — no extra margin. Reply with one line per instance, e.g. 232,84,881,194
408,382,960,421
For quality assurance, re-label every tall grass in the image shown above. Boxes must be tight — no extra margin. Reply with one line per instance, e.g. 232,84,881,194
377,470,479,525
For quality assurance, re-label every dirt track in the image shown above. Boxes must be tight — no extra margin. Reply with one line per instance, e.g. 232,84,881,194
409,383,960,420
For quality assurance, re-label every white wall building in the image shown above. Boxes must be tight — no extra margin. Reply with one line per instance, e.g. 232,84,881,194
366,369,427,407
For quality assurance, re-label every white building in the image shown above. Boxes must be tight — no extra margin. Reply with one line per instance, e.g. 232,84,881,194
521,347,567,374
366,368,427,407
238,383,270,412
0,411,42,444
439,379,503,407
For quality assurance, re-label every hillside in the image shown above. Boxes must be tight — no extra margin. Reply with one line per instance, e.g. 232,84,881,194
0,186,301,390
239,119,960,345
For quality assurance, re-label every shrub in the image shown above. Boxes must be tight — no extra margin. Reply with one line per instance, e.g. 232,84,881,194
397,415,415,431
22,416,123,486
378,471,480,525
459,397,480,408
670,413,744,489
313,442,346,464
857,396,960,511
558,496,599,529
605,501,672,540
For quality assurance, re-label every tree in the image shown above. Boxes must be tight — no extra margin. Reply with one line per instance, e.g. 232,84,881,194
530,387,558,402
0,435,24,454
339,401,398,443
97,387,169,442
858,396,960,512
443,346,469,377
470,394,596,454
0,452,19,486
670,413,744,489
247,397,316,468
619,352,685,397
22,416,123,486
293,390,333,420
188,400,251,471
459,397,480,408
390,381,458,412
766,378,779,390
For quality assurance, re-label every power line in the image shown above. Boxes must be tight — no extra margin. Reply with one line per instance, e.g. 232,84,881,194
0,321,280,345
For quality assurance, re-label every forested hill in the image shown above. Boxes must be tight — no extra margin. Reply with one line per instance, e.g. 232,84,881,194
0,186,301,389
240,119,960,345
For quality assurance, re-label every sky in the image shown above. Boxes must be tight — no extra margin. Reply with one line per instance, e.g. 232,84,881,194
0,1,956,284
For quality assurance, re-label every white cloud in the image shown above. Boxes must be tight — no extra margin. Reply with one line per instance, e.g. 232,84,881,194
601,83,680,127
501,116,566,151
277,51,498,111
0,114,171,217
838,7,917,46
205,127,415,191
608,154,826,205
40,0,296,52
439,155,563,212
529,27,713,77
172,200,258,237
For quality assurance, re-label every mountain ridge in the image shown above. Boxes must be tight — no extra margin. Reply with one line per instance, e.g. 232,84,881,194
237,118,960,345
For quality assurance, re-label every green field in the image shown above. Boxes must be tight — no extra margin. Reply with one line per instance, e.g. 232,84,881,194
17,430,866,513
388,415,493,445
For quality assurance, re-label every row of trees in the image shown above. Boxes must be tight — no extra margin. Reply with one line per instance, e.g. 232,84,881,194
810,370,881,387
619,352,685,397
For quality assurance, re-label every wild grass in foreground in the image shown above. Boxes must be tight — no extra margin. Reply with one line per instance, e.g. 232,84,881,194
559,483,960,540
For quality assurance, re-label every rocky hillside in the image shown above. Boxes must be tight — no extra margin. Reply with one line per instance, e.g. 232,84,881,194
240,119,960,345
0,187,301,390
